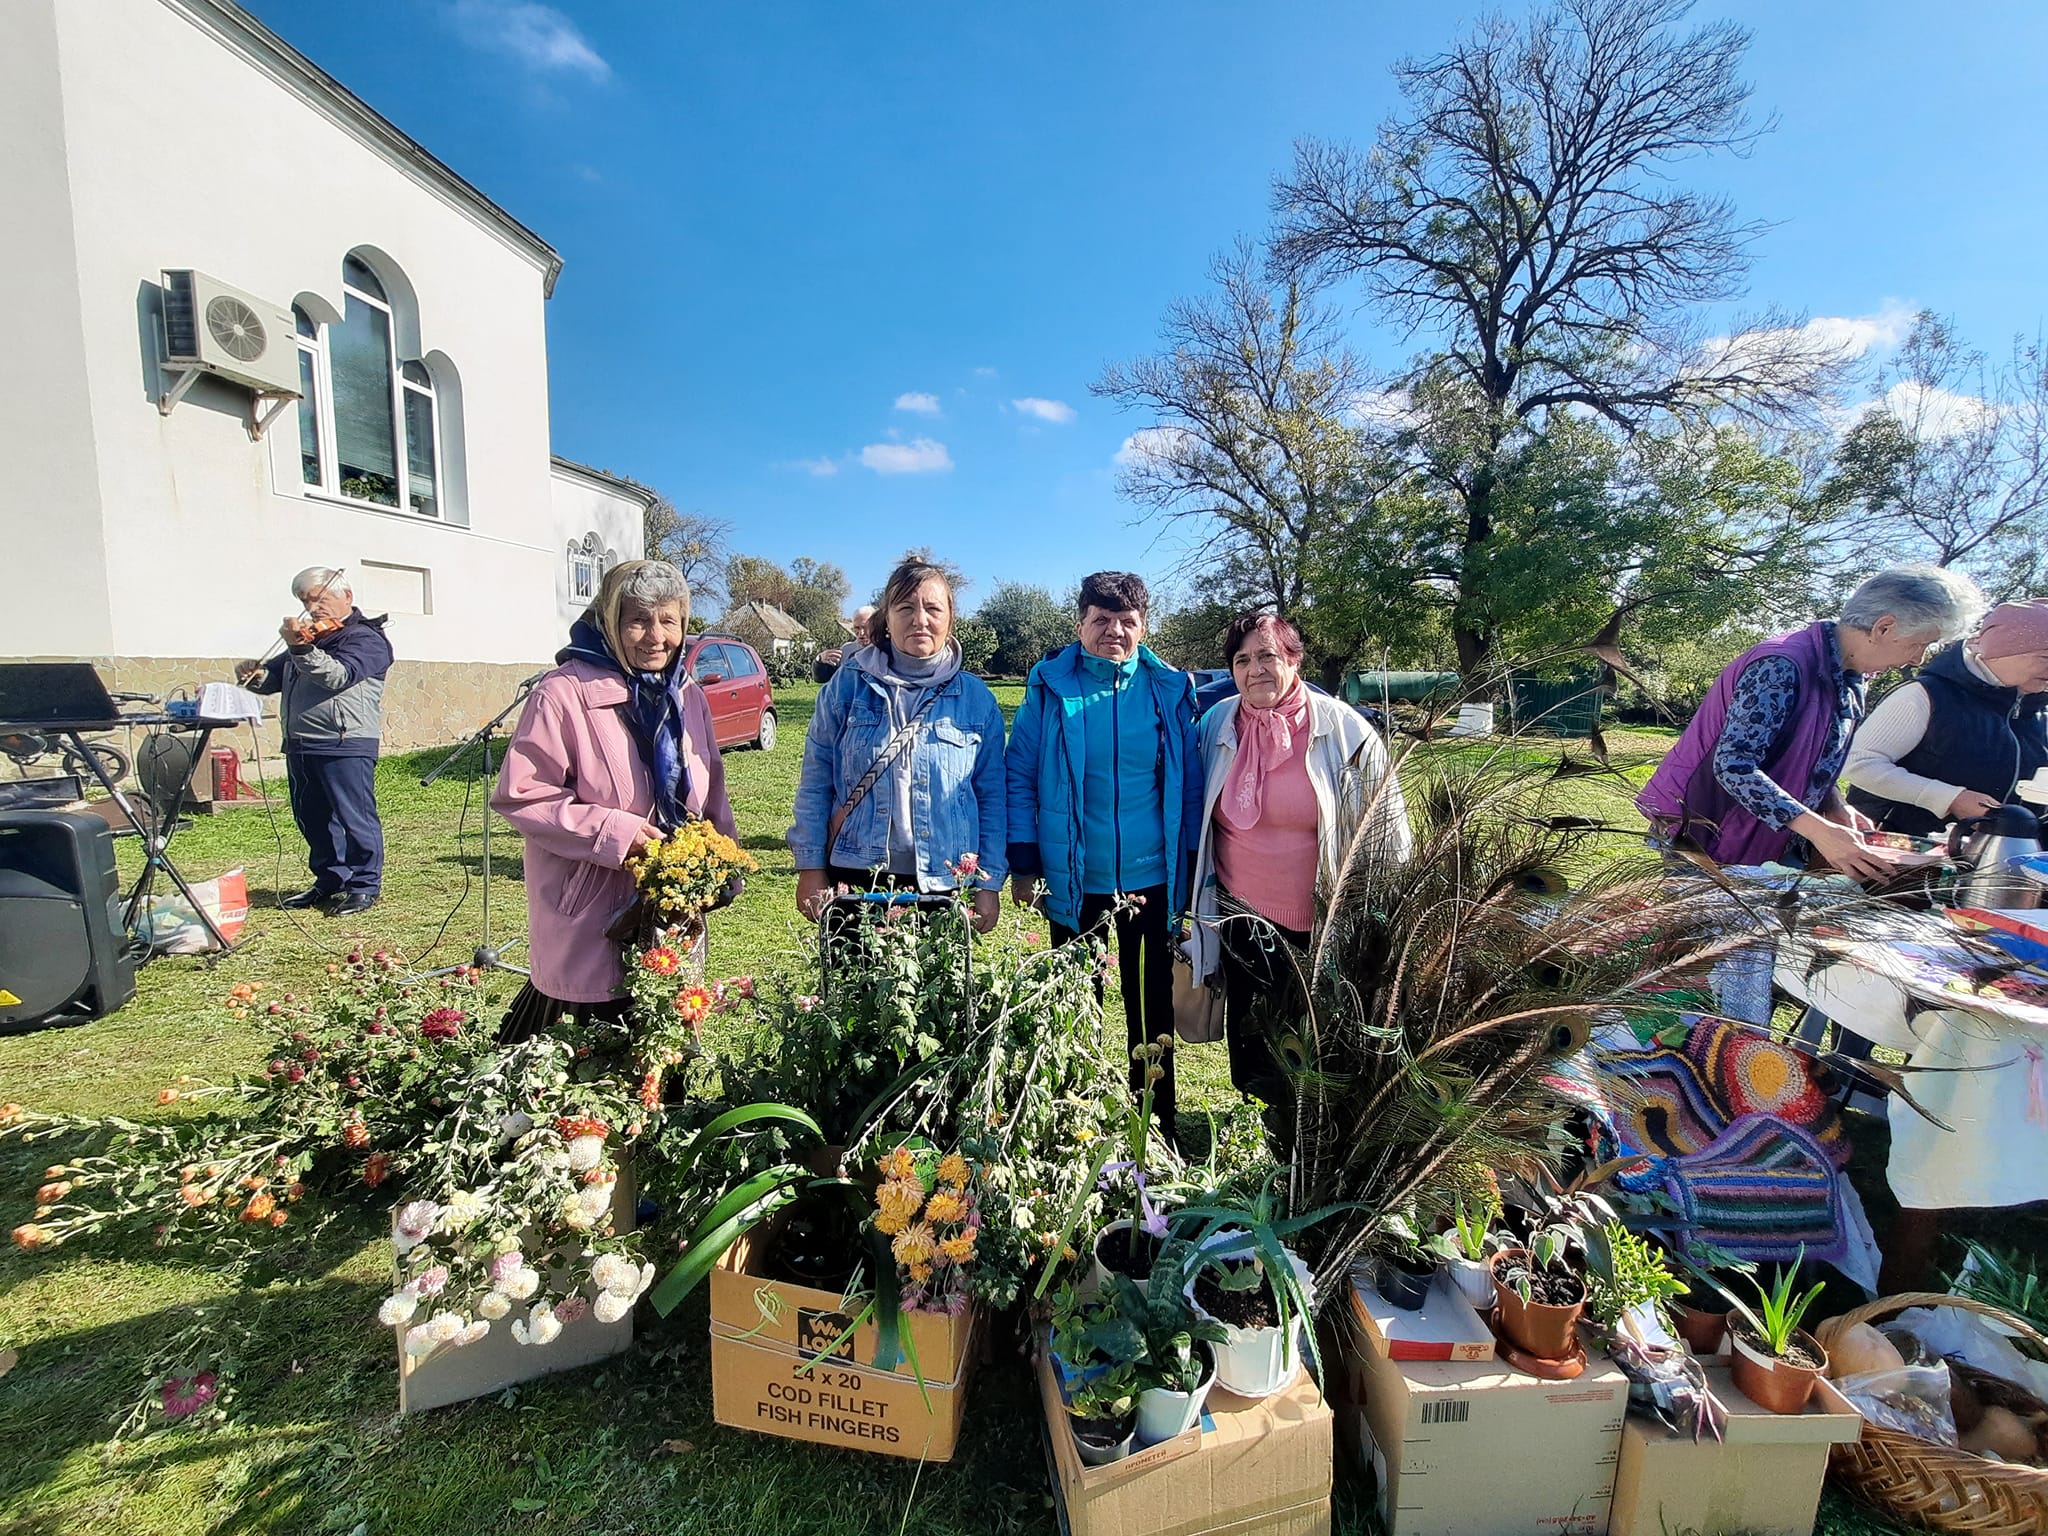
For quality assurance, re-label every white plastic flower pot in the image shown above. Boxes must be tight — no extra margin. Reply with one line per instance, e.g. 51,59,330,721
1134,1347,1216,1445
1448,1256,1496,1310
1184,1229,1313,1399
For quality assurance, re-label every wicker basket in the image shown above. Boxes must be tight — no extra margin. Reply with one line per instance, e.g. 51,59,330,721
1827,1291,2048,1535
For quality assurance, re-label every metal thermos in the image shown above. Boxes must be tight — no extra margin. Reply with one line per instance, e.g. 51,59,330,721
1947,803,2045,910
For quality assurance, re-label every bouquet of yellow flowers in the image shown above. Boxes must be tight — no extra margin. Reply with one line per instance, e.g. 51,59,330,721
870,1144,981,1316
623,820,758,925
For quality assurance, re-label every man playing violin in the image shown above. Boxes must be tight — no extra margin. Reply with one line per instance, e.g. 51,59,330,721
236,567,395,916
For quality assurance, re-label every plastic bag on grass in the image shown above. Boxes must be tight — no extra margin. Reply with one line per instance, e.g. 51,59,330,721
137,868,249,953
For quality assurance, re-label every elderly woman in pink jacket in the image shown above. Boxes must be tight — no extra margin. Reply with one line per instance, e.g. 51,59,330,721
491,559,738,1040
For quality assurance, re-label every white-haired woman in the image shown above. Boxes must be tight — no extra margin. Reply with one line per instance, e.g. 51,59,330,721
1637,565,1984,880
492,559,738,1039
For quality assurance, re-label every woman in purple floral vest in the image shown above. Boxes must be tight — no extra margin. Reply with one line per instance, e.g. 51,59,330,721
1637,566,1983,880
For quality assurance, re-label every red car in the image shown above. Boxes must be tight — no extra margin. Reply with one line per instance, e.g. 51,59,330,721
686,634,777,750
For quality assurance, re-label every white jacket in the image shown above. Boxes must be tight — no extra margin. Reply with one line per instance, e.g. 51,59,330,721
1185,692,1413,984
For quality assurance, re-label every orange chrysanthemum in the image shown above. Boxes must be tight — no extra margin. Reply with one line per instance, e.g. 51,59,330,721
879,1146,917,1182
936,1153,971,1190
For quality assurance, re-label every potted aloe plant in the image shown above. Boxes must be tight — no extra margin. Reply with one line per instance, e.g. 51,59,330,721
1430,1193,1498,1310
1171,1168,1339,1398
1723,1256,1829,1414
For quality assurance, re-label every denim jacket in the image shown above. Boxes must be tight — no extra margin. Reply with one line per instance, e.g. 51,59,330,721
788,661,1010,890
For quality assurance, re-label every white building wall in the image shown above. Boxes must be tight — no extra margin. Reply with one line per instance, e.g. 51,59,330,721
15,0,563,667
0,0,115,653
548,464,651,629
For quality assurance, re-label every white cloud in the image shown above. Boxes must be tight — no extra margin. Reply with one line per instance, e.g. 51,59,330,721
1795,300,1917,361
1114,427,1195,469
894,392,941,415
1013,397,1076,424
451,0,610,79
860,438,953,475
1874,379,2001,438
796,456,840,477
972,366,999,379
1344,388,1418,431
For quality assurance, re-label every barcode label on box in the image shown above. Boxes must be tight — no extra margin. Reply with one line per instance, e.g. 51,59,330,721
1421,1399,1470,1425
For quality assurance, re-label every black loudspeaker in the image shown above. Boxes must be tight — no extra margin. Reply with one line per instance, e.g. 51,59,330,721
0,810,136,1031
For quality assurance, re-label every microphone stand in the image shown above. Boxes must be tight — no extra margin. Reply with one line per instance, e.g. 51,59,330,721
419,676,542,980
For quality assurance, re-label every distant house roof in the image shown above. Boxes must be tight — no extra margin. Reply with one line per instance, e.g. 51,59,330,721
170,0,565,295
550,455,659,510
724,601,809,641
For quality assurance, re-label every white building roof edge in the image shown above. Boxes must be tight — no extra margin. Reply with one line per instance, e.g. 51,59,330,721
161,0,566,296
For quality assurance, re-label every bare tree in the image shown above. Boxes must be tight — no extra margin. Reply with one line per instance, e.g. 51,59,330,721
1094,242,1399,677
643,499,732,612
1271,0,1848,674
1822,313,2048,596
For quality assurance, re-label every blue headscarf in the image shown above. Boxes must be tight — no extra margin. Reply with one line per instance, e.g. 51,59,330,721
557,614,693,831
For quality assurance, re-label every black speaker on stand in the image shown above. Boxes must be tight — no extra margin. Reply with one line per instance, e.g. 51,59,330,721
0,810,137,1032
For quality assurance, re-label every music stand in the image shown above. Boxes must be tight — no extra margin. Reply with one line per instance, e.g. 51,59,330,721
0,662,237,957
419,681,534,980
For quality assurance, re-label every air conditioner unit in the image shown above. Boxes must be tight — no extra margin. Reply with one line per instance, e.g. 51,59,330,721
160,269,300,396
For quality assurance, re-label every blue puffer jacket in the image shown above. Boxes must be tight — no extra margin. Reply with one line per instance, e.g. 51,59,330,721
1005,642,1200,929
787,657,1009,890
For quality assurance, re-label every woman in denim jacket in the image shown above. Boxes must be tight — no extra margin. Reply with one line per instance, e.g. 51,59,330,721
788,556,1007,932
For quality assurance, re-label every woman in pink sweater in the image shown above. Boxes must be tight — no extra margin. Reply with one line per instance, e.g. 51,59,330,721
1187,614,1411,1106
490,560,737,1039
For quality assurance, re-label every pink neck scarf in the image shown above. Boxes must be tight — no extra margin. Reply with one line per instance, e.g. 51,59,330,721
1219,679,1311,832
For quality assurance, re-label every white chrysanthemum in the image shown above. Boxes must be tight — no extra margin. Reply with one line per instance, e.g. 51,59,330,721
559,1193,597,1231
512,1302,561,1347
457,1319,492,1346
403,1324,436,1357
500,1265,541,1301
593,1289,632,1325
590,1253,632,1293
393,1200,440,1253
631,1261,655,1298
567,1135,605,1173
425,1311,465,1344
378,1290,421,1327
478,1290,513,1320
437,1190,486,1232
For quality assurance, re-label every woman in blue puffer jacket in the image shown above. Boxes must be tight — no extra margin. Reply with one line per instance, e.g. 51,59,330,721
1006,571,1201,1142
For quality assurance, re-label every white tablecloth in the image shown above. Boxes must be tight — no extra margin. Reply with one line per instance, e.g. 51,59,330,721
1776,935,2048,1209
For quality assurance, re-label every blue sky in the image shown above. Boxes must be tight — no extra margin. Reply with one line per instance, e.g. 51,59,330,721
245,0,2048,613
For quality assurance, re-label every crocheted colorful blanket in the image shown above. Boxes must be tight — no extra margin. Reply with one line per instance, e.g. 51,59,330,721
1593,1016,1849,1267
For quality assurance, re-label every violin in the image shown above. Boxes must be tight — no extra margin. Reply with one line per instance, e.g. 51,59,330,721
281,613,346,647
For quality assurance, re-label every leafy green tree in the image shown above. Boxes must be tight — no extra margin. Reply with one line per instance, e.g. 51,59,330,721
1271,0,1846,677
785,557,852,639
954,619,997,675
975,582,1073,676
722,555,796,615
1820,312,2048,598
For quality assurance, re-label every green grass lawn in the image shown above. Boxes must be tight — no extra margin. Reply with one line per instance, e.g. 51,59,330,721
0,689,1921,1534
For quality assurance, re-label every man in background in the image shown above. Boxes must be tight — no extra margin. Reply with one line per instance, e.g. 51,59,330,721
813,603,876,683
236,567,394,916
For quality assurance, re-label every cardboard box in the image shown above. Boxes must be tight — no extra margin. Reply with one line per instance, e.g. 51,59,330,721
1036,1335,1333,1536
396,1173,636,1413
1607,1369,1864,1536
1348,1269,1496,1362
1351,1339,1627,1536
707,1227,975,1462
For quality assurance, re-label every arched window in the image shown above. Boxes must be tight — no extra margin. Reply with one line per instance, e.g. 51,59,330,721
567,532,616,602
293,255,443,518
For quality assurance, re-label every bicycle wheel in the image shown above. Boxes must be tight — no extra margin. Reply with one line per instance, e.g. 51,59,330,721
64,742,130,785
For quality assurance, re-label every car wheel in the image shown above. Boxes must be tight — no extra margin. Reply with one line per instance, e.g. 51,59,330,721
755,710,777,752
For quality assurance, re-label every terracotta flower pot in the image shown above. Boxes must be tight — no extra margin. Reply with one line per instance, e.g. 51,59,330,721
1674,1303,1729,1356
1490,1248,1586,1361
1730,1327,1828,1414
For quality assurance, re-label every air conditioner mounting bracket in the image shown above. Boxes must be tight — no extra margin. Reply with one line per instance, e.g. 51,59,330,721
249,391,295,442
156,365,202,417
